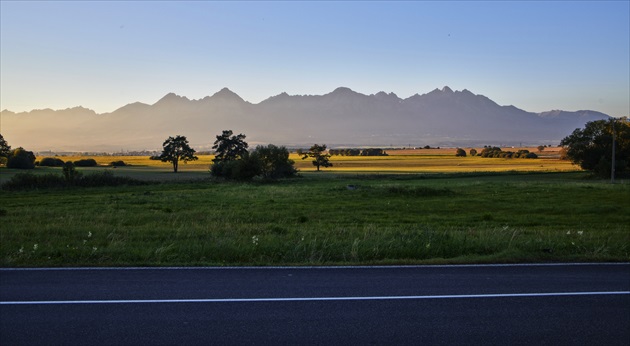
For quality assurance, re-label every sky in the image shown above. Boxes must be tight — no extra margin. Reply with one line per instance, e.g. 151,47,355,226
1,1,629,117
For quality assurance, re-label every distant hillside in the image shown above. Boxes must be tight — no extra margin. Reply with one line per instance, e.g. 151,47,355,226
1,86,609,152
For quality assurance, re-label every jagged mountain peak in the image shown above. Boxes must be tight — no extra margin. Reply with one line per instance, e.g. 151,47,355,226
210,87,245,102
155,92,189,105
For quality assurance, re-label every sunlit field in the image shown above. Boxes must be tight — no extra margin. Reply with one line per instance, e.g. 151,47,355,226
13,147,578,181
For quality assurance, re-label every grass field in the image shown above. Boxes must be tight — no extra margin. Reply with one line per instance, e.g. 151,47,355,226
1,150,628,267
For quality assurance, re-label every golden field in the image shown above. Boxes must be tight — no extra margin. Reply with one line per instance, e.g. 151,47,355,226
38,147,578,174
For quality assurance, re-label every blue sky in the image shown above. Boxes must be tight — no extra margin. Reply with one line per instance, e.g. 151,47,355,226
1,1,628,117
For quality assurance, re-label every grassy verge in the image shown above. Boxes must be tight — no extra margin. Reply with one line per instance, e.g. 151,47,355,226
1,171,628,267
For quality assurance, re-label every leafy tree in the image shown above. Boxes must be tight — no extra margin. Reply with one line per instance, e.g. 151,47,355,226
212,130,248,163
251,144,297,179
302,144,332,171
537,145,545,153
6,148,36,169
455,148,467,157
469,148,477,156
560,118,630,178
159,135,198,173
0,134,11,161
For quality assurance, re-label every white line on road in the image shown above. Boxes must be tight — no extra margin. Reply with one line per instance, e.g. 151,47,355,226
2,291,628,305
1,263,629,271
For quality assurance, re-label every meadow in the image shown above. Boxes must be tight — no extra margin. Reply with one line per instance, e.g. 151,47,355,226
1,149,628,267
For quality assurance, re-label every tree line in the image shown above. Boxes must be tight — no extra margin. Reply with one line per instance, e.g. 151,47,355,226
157,131,334,179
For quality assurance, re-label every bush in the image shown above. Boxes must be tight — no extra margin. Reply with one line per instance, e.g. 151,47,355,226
76,171,145,187
211,156,261,181
39,157,65,167
1,173,65,190
62,161,82,183
251,144,297,179
1,170,147,191
455,148,467,157
469,149,477,156
73,158,98,167
6,148,36,169
110,160,127,167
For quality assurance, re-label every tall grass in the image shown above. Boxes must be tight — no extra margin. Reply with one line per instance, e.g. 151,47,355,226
1,172,628,267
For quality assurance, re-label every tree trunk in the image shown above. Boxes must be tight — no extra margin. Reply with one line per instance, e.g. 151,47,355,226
173,159,179,173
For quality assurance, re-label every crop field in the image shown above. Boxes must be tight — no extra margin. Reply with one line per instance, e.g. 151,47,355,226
1,148,628,267
0,147,576,184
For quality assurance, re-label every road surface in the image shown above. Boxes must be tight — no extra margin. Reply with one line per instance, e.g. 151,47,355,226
1,263,629,345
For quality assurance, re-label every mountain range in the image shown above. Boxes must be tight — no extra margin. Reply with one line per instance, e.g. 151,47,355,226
1,86,609,152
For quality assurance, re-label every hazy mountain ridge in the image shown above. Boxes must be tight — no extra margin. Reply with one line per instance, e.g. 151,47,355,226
1,87,609,152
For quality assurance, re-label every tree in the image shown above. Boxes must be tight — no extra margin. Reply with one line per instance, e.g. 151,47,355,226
537,145,545,153
251,144,297,179
560,118,630,178
469,148,478,156
302,144,332,171
0,134,11,161
6,147,36,169
455,148,467,157
62,161,82,183
159,135,198,173
212,130,248,163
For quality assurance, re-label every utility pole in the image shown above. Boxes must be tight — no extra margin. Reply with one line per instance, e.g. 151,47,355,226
611,118,616,184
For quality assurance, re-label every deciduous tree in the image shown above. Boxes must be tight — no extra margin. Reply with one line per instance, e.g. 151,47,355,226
6,147,36,169
560,118,629,178
302,144,332,171
0,134,11,160
159,135,198,173
212,130,248,163
251,144,297,179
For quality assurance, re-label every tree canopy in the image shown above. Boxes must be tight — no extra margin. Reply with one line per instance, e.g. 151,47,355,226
212,130,248,163
560,118,629,178
6,147,36,169
0,134,11,159
302,144,333,171
251,144,297,179
159,135,198,173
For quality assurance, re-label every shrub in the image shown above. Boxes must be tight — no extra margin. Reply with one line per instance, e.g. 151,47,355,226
39,157,65,167
470,149,477,156
211,156,261,181
525,152,538,159
1,173,65,190
77,171,145,187
73,158,98,167
110,160,127,167
1,170,146,191
455,148,467,157
62,161,82,183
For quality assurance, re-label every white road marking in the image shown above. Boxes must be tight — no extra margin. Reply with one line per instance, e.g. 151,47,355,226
1,262,628,271
2,291,628,305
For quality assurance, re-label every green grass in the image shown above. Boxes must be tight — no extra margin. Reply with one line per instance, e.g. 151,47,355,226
1,170,628,267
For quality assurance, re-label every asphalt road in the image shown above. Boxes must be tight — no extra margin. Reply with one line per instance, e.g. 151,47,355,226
1,263,629,345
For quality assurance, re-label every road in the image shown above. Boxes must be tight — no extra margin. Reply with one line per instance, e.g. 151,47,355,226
1,263,629,345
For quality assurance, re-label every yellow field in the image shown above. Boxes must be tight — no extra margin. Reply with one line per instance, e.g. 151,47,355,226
39,147,579,174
